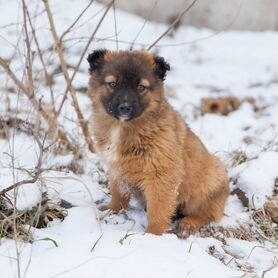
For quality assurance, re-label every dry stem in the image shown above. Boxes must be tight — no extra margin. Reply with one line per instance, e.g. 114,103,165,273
0,58,77,153
57,0,114,118
0,133,45,196
147,0,198,51
43,0,114,153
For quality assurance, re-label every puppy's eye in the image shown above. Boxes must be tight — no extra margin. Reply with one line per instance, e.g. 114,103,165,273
107,82,117,88
137,84,146,93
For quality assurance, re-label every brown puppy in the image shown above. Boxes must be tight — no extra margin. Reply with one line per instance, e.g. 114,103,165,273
87,49,229,236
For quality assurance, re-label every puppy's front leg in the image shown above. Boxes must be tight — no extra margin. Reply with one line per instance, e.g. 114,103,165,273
144,183,177,235
99,179,130,213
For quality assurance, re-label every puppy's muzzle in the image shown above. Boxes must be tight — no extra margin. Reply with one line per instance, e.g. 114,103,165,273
118,102,132,118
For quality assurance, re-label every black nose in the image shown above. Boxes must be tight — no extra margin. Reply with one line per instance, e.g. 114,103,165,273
118,102,132,117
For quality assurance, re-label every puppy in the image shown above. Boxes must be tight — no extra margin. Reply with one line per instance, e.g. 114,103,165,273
87,49,229,236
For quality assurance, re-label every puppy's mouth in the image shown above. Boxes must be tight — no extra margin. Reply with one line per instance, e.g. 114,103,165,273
119,115,130,122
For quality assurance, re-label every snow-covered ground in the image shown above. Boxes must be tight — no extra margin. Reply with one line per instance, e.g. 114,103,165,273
0,1,278,277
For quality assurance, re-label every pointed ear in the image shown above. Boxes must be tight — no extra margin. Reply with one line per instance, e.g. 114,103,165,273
153,56,170,81
87,49,107,73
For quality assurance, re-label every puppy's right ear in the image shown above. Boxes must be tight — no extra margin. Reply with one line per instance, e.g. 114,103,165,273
153,56,170,81
87,49,107,73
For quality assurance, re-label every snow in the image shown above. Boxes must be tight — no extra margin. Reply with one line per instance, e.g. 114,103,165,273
235,151,278,208
224,239,278,277
0,0,278,277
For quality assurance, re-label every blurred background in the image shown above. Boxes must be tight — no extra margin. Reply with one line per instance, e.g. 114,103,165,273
98,0,278,31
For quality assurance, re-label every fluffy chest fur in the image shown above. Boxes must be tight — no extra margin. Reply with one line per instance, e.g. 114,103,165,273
95,126,120,166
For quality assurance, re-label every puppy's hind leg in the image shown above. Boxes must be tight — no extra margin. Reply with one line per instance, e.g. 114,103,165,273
176,188,228,238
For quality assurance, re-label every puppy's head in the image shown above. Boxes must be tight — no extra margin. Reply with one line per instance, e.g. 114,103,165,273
87,49,170,122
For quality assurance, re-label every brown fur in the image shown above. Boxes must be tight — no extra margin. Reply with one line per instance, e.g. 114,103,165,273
88,50,229,236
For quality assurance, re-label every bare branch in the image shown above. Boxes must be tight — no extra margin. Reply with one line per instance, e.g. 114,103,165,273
59,0,94,42
44,0,93,151
57,0,114,116
129,0,159,50
0,58,29,95
0,134,45,196
43,0,113,153
0,58,77,154
147,0,197,51
24,3,56,115
112,1,118,50
0,57,51,123
0,178,39,197
22,0,35,97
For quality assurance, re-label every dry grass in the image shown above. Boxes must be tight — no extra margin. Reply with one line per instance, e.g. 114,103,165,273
197,225,257,244
0,193,68,243
229,150,250,168
252,207,278,245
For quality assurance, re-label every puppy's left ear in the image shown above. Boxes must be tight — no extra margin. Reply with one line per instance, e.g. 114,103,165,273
87,49,107,73
153,56,170,81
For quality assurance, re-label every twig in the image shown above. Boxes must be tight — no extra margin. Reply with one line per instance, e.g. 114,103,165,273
24,2,56,115
146,0,243,48
45,0,242,50
112,0,118,50
0,9,45,30
0,56,48,122
0,178,41,196
0,58,77,153
43,0,113,153
22,0,35,97
0,134,45,196
45,176,101,230
129,0,159,50
262,257,278,278
147,0,198,51
59,0,94,42
57,0,114,118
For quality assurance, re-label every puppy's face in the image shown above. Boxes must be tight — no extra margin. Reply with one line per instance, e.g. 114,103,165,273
87,50,170,122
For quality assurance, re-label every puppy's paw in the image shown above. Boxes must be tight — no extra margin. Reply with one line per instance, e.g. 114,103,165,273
98,203,124,214
98,204,112,212
175,217,203,238
175,226,197,238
